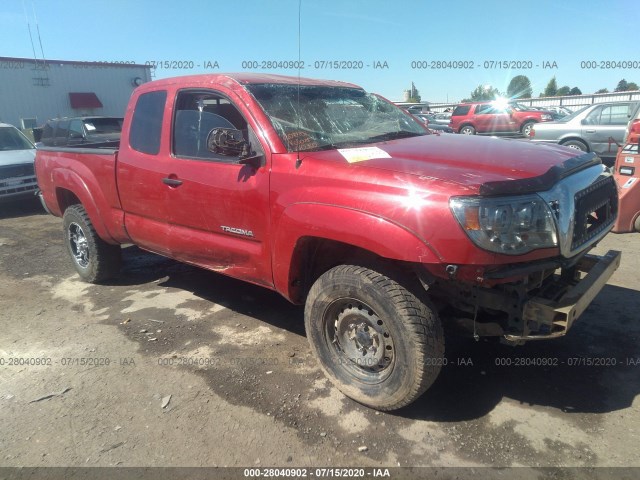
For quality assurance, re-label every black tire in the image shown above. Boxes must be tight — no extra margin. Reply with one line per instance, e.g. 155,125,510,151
521,121,536,138
62,204,121,283
459,125,476,135
634,215,640,233
561,139,588,152
304,265,444,411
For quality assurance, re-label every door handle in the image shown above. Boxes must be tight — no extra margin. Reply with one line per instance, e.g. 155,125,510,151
162,177,183,187
585,129,596,133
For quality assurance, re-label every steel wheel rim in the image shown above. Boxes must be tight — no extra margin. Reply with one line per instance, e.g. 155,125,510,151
68,222,89,268
523,124,533,137
323,298,395,384
461,127,473,135
567,144,583,150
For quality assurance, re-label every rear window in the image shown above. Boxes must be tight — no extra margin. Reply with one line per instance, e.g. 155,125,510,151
129,90,167,155
452,105,471,116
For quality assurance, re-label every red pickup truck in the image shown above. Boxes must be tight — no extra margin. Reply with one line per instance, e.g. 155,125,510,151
36,73,621,411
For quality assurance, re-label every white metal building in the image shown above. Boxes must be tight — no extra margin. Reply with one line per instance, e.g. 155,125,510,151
0,56,152,129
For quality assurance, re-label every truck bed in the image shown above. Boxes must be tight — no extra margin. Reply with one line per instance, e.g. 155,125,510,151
35,146,126,243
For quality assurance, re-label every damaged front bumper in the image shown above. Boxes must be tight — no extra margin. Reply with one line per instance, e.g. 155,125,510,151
506,250,621,342
436,250,622,344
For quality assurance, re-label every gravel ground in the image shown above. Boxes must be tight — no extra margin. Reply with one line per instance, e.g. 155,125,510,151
0,198,639,479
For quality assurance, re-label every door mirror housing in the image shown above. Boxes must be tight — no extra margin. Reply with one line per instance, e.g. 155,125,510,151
207,128,247,156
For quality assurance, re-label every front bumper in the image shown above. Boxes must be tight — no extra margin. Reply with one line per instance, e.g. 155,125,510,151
506,249,621,341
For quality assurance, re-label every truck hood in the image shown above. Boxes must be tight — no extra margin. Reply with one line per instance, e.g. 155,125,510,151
0,148,35,167
305,134,591,194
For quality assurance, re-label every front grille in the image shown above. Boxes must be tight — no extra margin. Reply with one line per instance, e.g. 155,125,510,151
571,176,618,250
0,163,35,180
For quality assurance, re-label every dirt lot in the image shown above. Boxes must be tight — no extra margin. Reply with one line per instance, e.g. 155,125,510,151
1,199,639,477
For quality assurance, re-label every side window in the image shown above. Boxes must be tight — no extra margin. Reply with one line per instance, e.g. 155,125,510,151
475,104,491,114
55,121,69,145
41,123,54,141
599,104,630,125
69,120,84,139
584,106,603,125
452,105,470,116
130,90,167,155
172,90,260,161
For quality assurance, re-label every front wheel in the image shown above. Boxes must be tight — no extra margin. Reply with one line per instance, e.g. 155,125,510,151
304,265,444,411
459,125,476,135
62,204,121,283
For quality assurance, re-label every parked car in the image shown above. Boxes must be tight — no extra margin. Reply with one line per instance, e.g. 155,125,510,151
38,116,123,148
0,123,37,202
36,73,620,411
413,114,454,133
542,105,574,118
448,101,554,137
530,101,640,165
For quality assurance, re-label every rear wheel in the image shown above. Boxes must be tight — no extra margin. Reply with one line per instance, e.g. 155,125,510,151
459,125,476,135
561,139,588,152
521,121,536,138
304,265,444,411
634,215,640,233
62,204,121,283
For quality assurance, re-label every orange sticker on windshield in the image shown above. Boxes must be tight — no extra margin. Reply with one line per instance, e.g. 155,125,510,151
285,131,319,151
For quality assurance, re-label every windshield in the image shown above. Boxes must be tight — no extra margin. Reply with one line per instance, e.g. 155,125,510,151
83,117,123,134
0,127,35,151
553,105,590,123
246,84,427,151
509,102,539,112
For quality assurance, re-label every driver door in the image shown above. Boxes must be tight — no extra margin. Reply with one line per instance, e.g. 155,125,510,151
162,89,273,287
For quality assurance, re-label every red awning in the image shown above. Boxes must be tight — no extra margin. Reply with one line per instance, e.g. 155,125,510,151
69,92,103,109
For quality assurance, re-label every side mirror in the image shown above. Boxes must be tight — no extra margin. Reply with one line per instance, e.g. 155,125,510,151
207,128,264,168
207,128,246,156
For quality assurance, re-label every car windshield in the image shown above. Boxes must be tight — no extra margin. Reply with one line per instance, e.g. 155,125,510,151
246,84,427,152
553,105,590,123
0,127,34,151
509,102,537,112
83,118,123,134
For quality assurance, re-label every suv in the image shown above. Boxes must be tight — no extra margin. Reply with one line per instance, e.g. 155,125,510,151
530,101,640,164
449,101,554,137
39,116,123,148
0,123,37,202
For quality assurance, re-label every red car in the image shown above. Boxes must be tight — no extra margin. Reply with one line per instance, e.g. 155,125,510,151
35,74,620,410
449,101,554,137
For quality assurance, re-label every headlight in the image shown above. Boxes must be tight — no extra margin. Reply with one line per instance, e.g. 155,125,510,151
541,114,552,121
450,195,558,255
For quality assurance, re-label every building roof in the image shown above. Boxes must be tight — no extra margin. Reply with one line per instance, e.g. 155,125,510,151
0,56,150,69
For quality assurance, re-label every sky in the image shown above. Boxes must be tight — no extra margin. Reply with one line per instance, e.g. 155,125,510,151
0,0,637,103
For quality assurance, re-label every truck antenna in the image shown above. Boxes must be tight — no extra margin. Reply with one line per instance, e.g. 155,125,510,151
296,0,302,169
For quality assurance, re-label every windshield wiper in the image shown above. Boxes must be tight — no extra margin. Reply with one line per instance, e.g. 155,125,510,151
365,131,425,142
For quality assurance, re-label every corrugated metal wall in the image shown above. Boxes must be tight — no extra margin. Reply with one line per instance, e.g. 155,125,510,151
0,58,152,128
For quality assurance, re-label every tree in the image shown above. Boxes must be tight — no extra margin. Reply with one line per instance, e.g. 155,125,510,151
615,79,629,92
595,88,609,94
507,75,532,99
407,82,421,103
543,76,558,97
463,84,501,102
569,87,582,95
557,85,571,96
628,82,639,91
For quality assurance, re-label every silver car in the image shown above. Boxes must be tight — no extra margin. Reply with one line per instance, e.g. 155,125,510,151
0,123,37,203
530,101,640,163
